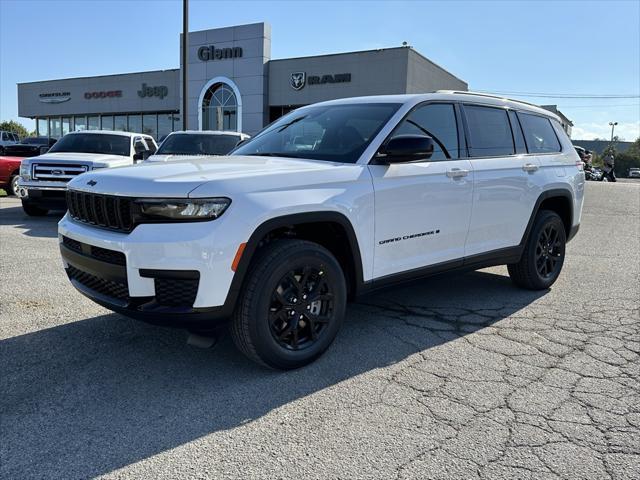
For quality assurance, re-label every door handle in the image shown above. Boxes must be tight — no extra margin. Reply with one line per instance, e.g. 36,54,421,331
522,163,539,172
446,168,469,178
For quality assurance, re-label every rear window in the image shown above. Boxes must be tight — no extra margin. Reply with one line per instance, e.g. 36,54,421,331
464,105,514,157
157,133,240,156
518,113,561,154
48,133,130,156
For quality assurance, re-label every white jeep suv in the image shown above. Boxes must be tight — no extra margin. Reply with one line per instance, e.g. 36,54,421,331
58,92,584,369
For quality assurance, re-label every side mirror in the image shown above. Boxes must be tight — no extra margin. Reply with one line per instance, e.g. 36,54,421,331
377,134,434,164
134,139,147,154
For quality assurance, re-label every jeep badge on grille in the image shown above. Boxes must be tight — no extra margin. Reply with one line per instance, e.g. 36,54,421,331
87,180,97,186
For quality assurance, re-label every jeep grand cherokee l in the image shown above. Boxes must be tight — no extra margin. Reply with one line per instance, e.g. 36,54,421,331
58,92,584,369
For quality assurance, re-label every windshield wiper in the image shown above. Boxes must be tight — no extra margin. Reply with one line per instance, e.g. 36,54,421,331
277,116,306,133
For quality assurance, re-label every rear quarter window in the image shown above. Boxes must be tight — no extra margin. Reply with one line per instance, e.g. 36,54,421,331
518,112,562,154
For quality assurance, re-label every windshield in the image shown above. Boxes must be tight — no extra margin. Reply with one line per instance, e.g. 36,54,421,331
22,137,50,145
48,133,130,156
232,103,401,163
156,133,240,156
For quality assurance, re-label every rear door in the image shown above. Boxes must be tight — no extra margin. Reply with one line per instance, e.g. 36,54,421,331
369,102,474,278
462,105,543,256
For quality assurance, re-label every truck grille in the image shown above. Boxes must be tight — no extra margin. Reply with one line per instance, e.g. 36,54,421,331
154,277,199,307
32,163,88,181
67,190,134,232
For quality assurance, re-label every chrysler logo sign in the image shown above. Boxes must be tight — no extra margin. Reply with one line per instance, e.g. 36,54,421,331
197,45,243,62
289,72,351,90
38,92,71,104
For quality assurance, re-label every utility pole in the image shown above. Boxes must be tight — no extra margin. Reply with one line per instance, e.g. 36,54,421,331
609,121,618,143
182,0,189,130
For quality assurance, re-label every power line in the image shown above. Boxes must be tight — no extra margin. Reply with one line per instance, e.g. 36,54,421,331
557,104,640,108
476,89,640,99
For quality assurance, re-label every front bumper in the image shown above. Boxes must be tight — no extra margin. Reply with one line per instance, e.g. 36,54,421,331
58,214,243,326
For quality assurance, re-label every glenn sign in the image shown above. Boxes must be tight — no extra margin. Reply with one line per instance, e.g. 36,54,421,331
197,45,243,62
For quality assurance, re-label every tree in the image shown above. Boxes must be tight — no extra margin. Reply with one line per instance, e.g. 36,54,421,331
613,137,640,177
0,120,31,139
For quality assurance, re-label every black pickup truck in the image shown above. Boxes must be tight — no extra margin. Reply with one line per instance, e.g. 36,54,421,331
3,137,57,157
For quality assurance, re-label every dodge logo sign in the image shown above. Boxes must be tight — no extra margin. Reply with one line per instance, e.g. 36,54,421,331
290,72,306,91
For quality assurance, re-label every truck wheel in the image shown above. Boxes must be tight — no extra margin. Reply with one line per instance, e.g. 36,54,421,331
508,210,566,290
21,200,48,216
231,239,347,369
9,175,20,196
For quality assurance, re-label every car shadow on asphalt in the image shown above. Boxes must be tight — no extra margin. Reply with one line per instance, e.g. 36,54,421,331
0,270,547,478
0,205,64,238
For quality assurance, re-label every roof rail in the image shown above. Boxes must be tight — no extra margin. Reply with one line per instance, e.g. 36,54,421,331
436,90,542,109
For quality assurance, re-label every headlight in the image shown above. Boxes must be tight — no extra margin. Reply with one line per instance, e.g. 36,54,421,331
19,163,31,180
137,198,230,221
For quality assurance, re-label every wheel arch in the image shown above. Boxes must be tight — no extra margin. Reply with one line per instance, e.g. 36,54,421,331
521,189,574,245
227,212,365,306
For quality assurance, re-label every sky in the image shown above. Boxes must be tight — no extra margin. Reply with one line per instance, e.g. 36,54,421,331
1,0,638,141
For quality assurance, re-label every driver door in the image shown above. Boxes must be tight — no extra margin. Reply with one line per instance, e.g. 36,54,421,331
368,103,474,278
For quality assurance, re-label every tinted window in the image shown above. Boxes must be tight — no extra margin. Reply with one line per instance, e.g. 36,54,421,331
233,103,400,163
393,103,459,160
519,113,561,153
508,111,527,154
143,137,157,154
157,133,240,156
48,133,130,156
464,105,514,157
22,137,50,145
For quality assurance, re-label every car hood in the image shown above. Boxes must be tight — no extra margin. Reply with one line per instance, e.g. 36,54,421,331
25,152,130,166
144,154,221,163
67,155,363,198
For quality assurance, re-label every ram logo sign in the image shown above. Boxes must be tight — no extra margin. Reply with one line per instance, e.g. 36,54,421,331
289,72,351,90
290,72,306,91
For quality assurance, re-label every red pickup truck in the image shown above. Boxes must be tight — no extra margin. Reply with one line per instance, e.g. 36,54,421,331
0,156,22,196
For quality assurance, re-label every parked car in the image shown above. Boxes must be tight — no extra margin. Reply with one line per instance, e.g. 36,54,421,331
629,167,640,178
0,155,22,196
4,136,57,157
58,92,584,369
17,130,157,215
0,130,20,155
145,130,250,162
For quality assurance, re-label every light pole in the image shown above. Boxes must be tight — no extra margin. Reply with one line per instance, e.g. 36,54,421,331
609,121,618,143
182,0,189,130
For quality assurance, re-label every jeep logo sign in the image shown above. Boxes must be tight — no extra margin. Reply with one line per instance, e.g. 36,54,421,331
138,83,168,99
197,45,243,62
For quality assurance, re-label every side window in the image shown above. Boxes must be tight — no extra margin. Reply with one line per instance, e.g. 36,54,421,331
1,132,7,141
393,103,459,160
143,137,157,154
464,105,514,157
518,112,561,154
508,111,527,154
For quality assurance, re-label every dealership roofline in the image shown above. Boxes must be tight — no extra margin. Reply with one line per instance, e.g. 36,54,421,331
16,68,179,86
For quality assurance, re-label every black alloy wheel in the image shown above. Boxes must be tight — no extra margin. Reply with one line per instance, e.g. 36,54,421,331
268,266,334,351
535,224,563,279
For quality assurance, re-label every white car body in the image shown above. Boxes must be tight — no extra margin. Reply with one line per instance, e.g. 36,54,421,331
18,130,157,209
146,130,250,163
58,92,584,327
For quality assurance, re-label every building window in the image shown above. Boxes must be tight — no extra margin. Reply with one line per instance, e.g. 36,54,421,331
114,115,127,131
128,115,142,133
101,115,114,130
87,116,100,130
37,118,48,136
49,118,62,138
62,117,71,136
158,114,173,141
74,116,87,131
202,83,237,131
143,114,158,138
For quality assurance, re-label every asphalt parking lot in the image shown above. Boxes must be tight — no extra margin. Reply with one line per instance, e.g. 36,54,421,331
1,181,639,480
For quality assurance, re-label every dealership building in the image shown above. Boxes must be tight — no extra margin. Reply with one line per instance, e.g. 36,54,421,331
17,22,468,139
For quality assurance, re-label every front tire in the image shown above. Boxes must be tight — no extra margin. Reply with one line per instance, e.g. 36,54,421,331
21,200,48,216
231,239,347,370
9,175,19,196
508,210,566,290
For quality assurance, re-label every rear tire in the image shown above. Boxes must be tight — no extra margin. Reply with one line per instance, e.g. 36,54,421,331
231,239,347,370
21,201,48,216
508,210,566,290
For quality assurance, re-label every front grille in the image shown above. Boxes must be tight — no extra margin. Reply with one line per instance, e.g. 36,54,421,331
67,264,129,300
67,190,135,233
62,236,126,266
33,163,88,182
154,277,199,307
